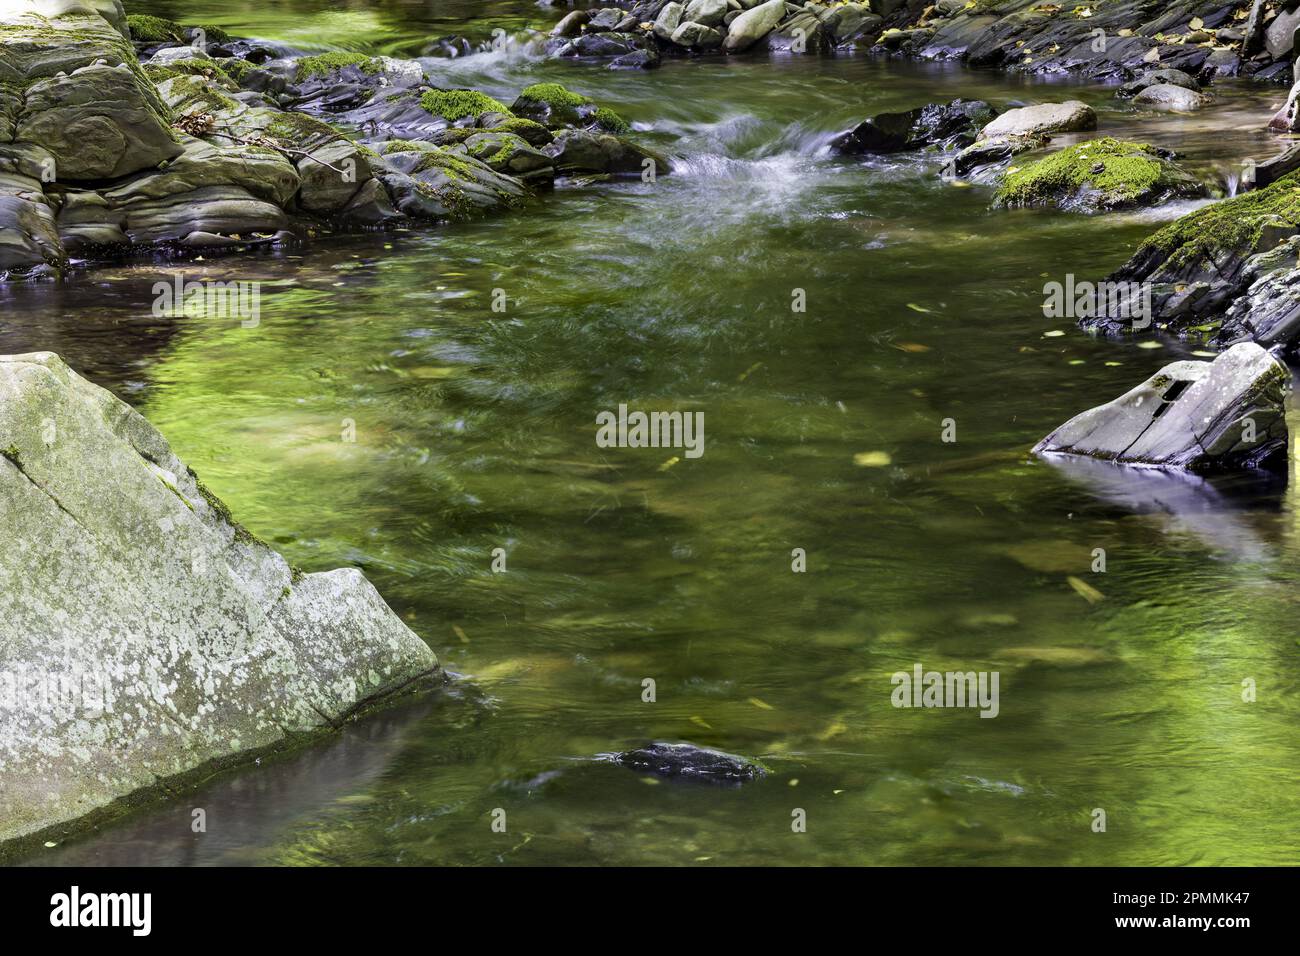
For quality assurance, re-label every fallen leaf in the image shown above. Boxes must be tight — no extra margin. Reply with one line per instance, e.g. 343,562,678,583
1067,575,1104,604
853,451,892,467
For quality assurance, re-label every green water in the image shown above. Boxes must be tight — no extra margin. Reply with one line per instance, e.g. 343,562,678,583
8,3,1300,865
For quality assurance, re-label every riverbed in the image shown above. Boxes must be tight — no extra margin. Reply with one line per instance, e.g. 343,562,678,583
8,1,1300,866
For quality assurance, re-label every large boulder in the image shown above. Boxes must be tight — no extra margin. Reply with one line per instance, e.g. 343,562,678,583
1034,343,1289,474
830,99,996,155
978,101,1097,141
722,0,786,53
0,352,439,847
543,128,669,176
1,7,184,180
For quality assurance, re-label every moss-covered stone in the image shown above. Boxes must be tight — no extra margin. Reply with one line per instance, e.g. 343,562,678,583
217,57,256,85
125,14,183,43
512,83,628,133
144,58,235,88
294,51,381,82
419,89,510,122
994,137,1204,212
519,82,589,110
593,106,630,134
1138,171,1300,272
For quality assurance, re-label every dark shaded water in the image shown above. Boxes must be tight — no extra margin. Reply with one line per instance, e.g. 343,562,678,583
8,3,1300,865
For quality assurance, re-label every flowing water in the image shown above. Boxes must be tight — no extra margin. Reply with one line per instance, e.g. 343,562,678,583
7,2,1300,865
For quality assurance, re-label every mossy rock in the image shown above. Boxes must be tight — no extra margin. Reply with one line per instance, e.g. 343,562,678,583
419,89,511,123
511,82,629,133
144,59,236,89
1135,171,1300,275
126,14,184,44
294,51,382,83
993,138,1205,213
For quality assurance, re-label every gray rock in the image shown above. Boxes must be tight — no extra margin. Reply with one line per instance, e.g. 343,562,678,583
722,0,786,53
767,12,833,54
0,351,439,847
1034,343,1289,474
462,130,555,182
552,10,590,37
671,21,724,50
824,4,882,45
374,142,526,220
1132,84,1211,112
653,2,685,41
978,101,1097,140
683,0,729,28
1265,7,1300,59
1268,76,1300,133
614,742,765,784
0,178,64,275
1118,69,1200,98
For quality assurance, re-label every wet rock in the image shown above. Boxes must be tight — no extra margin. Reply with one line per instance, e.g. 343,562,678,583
951,132,1045,179
722,0,786,53
1132,83,1211,112
552,11,591,38
0,351,439,847
0,177,64,277
1268,75,1300,132
462,130,555,182
830,98,996,155
825,3,882,46
609,46,662,70
558,31,644,58
1034,343,1289,474
543,128,668,176
614,742,765,784
1117,68,1200,98
1213,237,1300,352
766,12,834,55
979,101,1097,141
373,141,527,220
993,138,1205,213
511,82,629,133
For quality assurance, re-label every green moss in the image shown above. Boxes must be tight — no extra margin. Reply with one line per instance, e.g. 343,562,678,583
197,24,233,45
159,73,241,117
1139,171,1300,270
218,58,256,84
294,51,381,82
593,106,629,134
193,477,266,547
126,14,183,43
519,82,590,109
382,140,430,154
412,147,478,180
1,445,20,465
994,138,1195,210
265,111,350,148
145,59,234,87
420,89,510,122
487,117,551,143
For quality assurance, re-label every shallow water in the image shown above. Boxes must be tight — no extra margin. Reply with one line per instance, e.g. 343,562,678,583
10,3,1300,865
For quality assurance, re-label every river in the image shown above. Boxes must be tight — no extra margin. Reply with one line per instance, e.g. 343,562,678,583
7,1,1300,865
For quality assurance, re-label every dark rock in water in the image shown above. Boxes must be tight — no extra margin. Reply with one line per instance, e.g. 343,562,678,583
1213,238,1300,352
951,133,1046,179
830,99,996,156
544,129,668,177
1034,344,1290,475
615,743,764,784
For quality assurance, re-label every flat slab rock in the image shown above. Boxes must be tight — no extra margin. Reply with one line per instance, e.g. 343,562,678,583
0,352,439,847
613,742,765,784
1034,343,1290,474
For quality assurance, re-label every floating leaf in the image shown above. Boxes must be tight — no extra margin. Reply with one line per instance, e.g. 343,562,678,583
906,303,934,313
853,451,892,467
748,697,774,710
1067,575,1104,604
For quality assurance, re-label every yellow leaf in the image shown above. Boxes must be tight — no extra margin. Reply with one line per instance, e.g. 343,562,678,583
452,624,469,644
906,302,934,313
1067,575,1104,604
817,719,848,741
658,456,681,472
690,715,713,729
748,697,774,710
853,451,892,467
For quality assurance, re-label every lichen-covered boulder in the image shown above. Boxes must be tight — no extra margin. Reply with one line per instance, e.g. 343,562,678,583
993,138,1205,213
1034,343,1289,474
0,352,439,848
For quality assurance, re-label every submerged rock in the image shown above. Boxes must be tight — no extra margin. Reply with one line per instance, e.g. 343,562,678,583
1034,344,1289,474
0,352,439,848
993,138,1205,213
614,742,765,784
1118,69,1201,99
830,98,996,155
